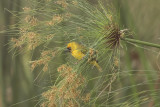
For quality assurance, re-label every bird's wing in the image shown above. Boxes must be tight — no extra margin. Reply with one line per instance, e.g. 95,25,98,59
78,44,87,55
73,42,88,57
80,48,87,55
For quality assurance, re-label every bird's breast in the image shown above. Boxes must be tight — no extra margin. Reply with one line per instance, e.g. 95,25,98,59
72,50,85,60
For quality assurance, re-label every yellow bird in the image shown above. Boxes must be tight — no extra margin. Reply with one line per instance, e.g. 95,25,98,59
67,42,102,72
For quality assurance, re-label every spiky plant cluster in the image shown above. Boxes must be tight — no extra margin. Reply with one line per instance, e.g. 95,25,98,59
10,0,125,106
41,64,90,107
105,24,121,48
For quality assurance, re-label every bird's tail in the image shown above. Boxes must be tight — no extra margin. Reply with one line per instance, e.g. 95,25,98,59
91,61,103,72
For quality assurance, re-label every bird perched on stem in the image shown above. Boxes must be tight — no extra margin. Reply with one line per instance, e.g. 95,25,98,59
66,42,102,72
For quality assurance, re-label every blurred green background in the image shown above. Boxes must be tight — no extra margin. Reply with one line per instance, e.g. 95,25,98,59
0,0,160,107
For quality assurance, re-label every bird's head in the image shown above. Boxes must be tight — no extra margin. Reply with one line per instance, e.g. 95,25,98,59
66,42,77,52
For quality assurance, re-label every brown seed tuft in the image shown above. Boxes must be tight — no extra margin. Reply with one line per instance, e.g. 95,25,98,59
41,65,87,106
56,0,68,8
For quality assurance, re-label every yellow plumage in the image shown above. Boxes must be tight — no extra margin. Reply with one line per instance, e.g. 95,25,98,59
67,42,102,72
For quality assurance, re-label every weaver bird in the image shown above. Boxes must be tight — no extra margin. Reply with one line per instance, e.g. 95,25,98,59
66,42,102,72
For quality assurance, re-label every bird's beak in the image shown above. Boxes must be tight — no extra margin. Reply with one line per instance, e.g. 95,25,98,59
64,49,70,52
64,47,71,53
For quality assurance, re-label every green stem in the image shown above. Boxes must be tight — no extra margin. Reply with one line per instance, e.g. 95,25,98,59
122,38,160,49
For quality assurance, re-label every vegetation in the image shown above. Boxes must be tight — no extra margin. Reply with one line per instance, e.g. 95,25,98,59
0,0,160,107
